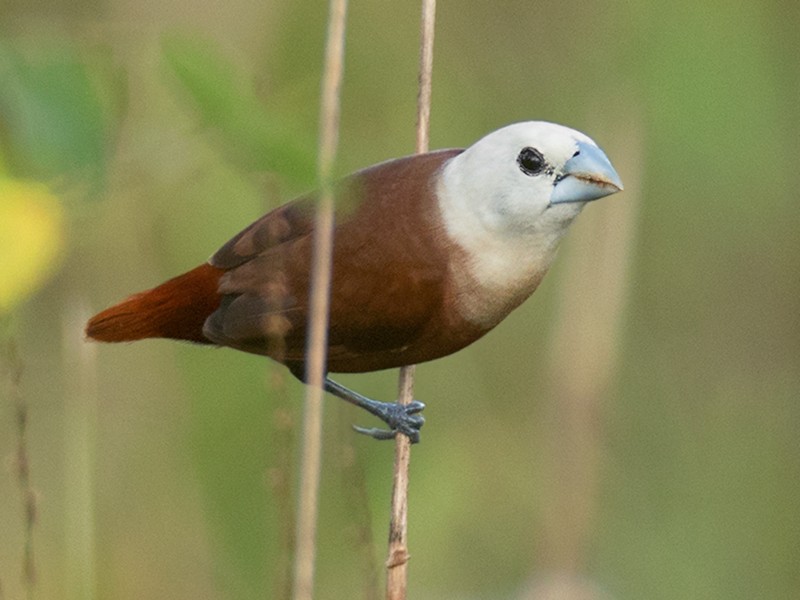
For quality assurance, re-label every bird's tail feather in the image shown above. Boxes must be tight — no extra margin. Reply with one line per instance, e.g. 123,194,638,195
85,263,223,344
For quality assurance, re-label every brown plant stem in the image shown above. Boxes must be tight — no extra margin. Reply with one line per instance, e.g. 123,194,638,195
386,1,436,598
63,298,98,600
2,324,36,599
292,0,349,599
535,112,641,579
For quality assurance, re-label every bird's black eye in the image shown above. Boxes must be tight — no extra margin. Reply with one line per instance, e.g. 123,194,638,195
517,147,545,176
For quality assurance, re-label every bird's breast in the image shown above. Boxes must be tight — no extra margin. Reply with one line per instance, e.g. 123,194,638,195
443,237,555,330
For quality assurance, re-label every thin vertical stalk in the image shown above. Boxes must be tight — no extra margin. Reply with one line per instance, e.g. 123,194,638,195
1,323,36,600
414,0,436,157
63,299,98,600
535,113,641,579
386,1,436,599
292,0,349,599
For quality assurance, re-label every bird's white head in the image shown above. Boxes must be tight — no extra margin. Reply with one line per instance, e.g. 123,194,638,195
439,121,622,236
436,121,623,326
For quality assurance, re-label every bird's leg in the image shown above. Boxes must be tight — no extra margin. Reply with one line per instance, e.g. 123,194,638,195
323,377,425,443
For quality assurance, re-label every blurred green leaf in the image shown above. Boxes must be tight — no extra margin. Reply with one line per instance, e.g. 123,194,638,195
161,33,316,189
0,40,122,191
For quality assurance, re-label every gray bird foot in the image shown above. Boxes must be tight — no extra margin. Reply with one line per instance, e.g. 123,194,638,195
352,400,426,443
323,377,426,443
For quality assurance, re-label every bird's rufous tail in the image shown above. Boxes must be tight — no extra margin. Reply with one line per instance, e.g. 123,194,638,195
85,263,223,344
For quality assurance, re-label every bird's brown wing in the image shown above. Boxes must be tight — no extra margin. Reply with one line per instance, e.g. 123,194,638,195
204,149,462,373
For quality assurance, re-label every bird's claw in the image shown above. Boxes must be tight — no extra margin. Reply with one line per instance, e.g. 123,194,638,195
352,425,399,441
353,400,426,444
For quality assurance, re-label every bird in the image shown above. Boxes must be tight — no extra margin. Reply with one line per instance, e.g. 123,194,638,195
86,121,622,442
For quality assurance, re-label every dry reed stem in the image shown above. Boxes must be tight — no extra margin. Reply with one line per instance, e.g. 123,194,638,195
386,1,436,598
268,375,297,600
536,112,642,574
262,211,297,600
292,0,349,599
337,438,380,600
1,327,36,599
63,299,98,600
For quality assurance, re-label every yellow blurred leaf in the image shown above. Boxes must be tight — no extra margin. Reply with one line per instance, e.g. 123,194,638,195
0,178,65,312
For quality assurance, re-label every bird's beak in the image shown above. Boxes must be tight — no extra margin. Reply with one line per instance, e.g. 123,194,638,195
550,141,623,204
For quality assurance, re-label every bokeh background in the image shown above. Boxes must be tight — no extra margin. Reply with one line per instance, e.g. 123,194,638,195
1,0,799,598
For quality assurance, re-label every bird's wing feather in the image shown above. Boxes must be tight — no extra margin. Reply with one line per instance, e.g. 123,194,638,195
203,150,462,371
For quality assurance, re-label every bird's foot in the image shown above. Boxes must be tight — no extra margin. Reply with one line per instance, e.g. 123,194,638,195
323,377,426,443
352,400,426,443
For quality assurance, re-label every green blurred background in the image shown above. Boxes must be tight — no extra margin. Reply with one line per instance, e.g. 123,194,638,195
1,0,799,598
